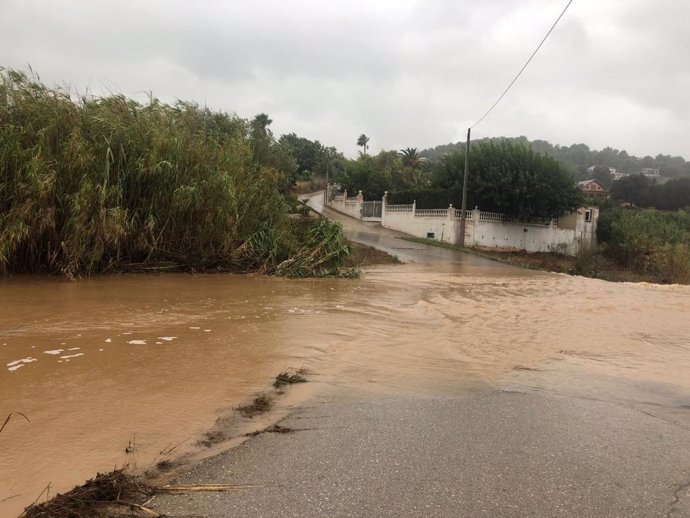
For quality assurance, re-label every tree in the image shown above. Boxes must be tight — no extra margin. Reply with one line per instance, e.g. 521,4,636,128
399,147,425,168
610,174,655,207
248,113,297,190
429,141,583,219
653,177,690,210
357,134,370,155
591,165,613,189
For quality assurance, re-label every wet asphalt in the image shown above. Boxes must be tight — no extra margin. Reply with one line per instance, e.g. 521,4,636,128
152,387,690,517
150,195,690,517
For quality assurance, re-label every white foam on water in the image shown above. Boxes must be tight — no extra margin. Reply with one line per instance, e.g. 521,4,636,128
60,353,84,360
122,332,133,335
99,348,104,352
67,347,80,351
44,349,64,355
127,340,147,345
105,338,112,343
7,357,37,367
157,337,177,342
189,326,201,330
7,357,37,371
204,329,211,332
155,342,162,345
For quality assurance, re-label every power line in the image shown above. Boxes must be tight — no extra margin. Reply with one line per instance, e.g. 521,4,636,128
470,0,575,129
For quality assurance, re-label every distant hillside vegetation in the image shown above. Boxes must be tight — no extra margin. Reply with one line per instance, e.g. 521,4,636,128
421,137,690,180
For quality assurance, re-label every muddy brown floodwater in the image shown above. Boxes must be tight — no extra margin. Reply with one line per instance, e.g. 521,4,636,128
2,254,690,517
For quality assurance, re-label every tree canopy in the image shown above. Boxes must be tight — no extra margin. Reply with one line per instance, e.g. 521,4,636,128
356,134,370,155
429,141,583,219
421,136,690,180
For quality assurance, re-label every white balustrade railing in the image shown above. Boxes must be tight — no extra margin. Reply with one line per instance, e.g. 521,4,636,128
386,204,414,213
415,209,447,218
479,211,505,222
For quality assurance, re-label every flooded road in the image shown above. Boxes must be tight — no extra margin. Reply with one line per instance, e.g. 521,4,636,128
2,212,690,517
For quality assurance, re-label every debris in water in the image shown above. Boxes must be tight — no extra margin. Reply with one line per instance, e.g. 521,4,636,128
159,483,257,493
60,353,84,360
273,368,308,388
238,394,273,418
21,469,155,518
127,340,147,345
43,349,64,355
245,424,295,437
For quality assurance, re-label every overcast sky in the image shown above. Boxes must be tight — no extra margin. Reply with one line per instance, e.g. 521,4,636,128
1,0,688,159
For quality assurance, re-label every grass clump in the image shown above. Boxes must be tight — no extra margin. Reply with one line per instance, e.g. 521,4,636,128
21,469,152,518
273,368,308,388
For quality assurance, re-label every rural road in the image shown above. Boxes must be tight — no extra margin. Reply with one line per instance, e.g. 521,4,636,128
150,195,690,517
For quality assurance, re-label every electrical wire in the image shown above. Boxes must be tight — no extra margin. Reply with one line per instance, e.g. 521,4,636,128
470,0,575,129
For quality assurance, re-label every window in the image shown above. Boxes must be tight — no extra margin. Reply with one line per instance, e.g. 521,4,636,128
584,210,592,223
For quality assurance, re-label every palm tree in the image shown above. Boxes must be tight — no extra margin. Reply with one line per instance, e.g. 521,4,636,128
399,147,425,168
357,134,370,155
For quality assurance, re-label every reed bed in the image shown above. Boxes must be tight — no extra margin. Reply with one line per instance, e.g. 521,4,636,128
0,69,352,277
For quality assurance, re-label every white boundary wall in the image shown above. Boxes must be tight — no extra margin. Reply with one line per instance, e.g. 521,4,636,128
326,186,598,256
328,189,363,220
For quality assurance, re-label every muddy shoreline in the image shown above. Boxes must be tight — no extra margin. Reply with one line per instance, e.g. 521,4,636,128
15,369,321,518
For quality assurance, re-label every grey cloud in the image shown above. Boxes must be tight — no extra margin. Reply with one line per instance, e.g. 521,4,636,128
0,0,688,158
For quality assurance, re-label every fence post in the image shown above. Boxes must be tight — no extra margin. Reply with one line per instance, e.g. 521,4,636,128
382,191,388,225
447,204,454,220
356,190,364,219
412,200,416,217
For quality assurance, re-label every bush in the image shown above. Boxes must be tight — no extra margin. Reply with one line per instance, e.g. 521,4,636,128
654,243,690,284
598,208,690,280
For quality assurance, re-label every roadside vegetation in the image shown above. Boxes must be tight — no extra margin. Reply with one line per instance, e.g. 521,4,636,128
0,69,353,278
339,140,582,220
596,208,690,284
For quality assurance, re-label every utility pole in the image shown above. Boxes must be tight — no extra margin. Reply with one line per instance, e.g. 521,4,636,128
459,127,471,247
324,160,330,206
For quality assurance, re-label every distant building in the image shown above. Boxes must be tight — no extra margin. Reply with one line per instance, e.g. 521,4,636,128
611,171,629,181
577,179,609,199
587,165,619,175
641,167,660,177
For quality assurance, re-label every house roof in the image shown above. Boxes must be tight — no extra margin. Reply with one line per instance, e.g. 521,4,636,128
577,179,607,190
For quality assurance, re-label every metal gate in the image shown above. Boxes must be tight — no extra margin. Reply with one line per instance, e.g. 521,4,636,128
361,201,382,221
